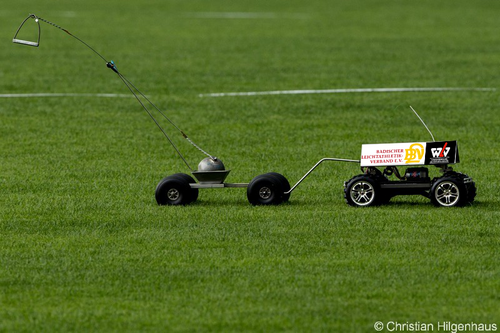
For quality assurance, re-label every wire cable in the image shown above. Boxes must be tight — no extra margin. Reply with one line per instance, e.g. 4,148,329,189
29,15,217,170
38,16,109,64
118,74,215,159
115,72,193,170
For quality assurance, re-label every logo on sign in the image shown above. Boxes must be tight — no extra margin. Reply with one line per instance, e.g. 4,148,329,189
431,142,450,158
404,143,424,164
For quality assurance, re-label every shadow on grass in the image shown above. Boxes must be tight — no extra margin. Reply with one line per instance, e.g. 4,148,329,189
184,199,252,208
457,200,500,211
379,199,496,210
166,196,498,210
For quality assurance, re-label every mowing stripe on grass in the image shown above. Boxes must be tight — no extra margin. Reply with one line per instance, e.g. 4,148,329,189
0,93,132,98
184,12,310,19
199,87,496,97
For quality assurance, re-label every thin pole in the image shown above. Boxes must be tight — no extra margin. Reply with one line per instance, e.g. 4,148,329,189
410,106,436,142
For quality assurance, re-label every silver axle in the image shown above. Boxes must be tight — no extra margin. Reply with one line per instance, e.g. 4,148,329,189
190,183,248,189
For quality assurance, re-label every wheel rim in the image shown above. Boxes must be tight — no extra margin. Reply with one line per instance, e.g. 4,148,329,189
167,188,180,201
435,181,459,206
350,181,375,206
259,186,272,200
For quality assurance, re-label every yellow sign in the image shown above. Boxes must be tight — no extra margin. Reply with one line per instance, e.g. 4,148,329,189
404,143,424,164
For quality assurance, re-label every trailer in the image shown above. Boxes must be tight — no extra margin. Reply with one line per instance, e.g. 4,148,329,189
155,140,476,207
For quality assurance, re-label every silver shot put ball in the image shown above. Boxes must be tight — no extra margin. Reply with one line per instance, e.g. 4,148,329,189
198,157,225,171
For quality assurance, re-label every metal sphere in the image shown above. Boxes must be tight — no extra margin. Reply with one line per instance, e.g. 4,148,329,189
198,157,225,171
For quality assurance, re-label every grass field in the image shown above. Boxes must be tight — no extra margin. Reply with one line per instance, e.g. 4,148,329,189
1,0,500,331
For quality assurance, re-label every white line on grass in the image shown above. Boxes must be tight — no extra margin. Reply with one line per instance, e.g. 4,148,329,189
199,87,496,97
0,93,133,98
0,11,77,17
184,12,309,19
60,11,77,18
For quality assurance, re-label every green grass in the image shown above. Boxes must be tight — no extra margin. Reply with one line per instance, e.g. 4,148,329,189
1,0,500,331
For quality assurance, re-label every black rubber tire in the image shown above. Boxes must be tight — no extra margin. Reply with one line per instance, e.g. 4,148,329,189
247,174,285,205
344,175,381,207
430,173,472,207
266,172,291,202
464,178,477,204
447,172,477,204
155,176,192,205
167,173,199,203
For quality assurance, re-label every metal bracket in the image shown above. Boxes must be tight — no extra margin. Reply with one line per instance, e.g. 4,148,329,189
285,157,360,195
13,14,41,47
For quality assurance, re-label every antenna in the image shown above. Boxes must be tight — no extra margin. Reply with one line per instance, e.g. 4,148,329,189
410,106,435,142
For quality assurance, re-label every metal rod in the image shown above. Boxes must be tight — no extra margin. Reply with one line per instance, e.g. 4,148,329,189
285,158,360,194
190,183,248,189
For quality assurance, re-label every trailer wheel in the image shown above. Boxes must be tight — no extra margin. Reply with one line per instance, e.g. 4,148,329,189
155,175,194,205
344,175,381,207
266,172,291,202
247,174,286,205
168,173,199,203
430,174,472,207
